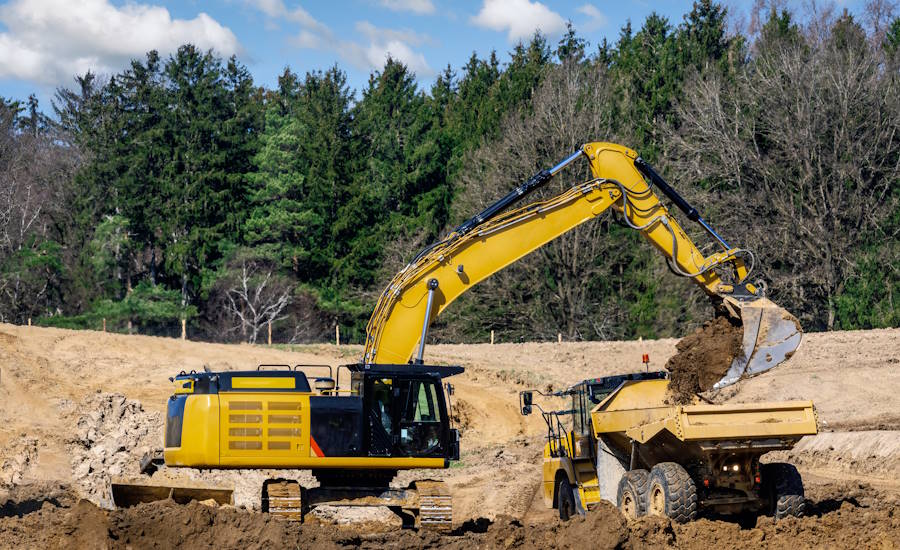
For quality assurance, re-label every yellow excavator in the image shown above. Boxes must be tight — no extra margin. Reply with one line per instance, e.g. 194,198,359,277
113,142,801,526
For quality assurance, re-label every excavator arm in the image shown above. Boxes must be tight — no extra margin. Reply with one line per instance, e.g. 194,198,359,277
363,142,801,389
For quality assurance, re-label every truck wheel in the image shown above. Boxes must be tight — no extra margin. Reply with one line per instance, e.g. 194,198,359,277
617,469,650,519
762,463,806,519
557,477,576,521
647,462,698,523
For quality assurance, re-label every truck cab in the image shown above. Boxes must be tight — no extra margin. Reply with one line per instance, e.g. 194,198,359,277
520,371,667,519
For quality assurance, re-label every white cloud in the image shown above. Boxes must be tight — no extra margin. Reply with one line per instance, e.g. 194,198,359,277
471,0,566,42
341,22,433,76
245,2,434,78
0,0,241,86
356,21,431,47
287,19,433,77
293,29,324,49
377,0,436,15
577,4,608,32
245,0,330,34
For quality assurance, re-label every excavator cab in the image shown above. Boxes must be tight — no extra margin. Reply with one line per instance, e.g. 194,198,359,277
354,365,461,461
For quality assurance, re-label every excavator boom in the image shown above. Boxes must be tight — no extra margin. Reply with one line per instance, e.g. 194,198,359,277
363,142,801,389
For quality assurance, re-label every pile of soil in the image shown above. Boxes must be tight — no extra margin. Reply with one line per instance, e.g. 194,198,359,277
68,393,163,506
766,431,900,478
666,317,743,404
0,495,897,549
0,436,39,487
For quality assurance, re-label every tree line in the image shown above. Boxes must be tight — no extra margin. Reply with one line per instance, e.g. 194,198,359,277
1,1,898,344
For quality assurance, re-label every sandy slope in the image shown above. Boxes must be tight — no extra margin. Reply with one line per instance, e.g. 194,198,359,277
0,323,898,527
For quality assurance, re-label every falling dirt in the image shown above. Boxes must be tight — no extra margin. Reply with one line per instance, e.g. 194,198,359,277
665,317,743,404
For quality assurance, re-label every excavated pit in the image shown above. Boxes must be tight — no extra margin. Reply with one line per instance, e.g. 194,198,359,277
665,317,743,404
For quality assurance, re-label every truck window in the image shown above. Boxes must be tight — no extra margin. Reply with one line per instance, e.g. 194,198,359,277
572,389,589,435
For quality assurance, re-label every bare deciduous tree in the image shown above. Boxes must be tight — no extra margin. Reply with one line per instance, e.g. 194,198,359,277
0,99,80,322
222,258,292,344
666,17,900,330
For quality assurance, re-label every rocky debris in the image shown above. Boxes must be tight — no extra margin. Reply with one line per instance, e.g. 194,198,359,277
152,467,316,511
0,436,39,487
68,393,163,506
307,505,402,528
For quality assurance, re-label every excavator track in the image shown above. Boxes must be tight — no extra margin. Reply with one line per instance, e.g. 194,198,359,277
262,479,303,521
416,480,452,529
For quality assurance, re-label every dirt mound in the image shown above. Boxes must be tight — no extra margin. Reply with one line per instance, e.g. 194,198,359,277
666,317,743,404
68,393,163,506
449,398,473,433
766,431,900,479
0,436,39,487
0,481,76,518
0,495,898,549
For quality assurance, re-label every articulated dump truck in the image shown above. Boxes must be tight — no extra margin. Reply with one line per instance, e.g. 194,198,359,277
521,371,817,522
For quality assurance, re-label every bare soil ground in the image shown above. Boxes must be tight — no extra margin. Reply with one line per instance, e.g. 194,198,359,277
0,323,898,548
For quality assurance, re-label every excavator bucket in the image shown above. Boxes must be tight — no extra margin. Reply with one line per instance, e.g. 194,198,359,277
714,297,803,390
111,480,233,508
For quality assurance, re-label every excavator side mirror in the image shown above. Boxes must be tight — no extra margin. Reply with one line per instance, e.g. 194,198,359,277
521,391,533,416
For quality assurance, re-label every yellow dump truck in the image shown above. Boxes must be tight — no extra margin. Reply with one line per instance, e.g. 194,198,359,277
521,371,817,522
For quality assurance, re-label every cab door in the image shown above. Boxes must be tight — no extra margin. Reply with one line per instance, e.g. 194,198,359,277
365,377,395,456
363,375,447,458
396,377,446,458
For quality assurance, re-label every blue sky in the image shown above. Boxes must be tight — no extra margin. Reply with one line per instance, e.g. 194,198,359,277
0,0,869,109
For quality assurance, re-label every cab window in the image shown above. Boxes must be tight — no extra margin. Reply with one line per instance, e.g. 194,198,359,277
397,379,444,457
406,380,442,423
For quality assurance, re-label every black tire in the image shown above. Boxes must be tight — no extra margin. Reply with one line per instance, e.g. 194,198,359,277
647,462,698,523
617,469,650,519
762,463,806,519
557,477,576,521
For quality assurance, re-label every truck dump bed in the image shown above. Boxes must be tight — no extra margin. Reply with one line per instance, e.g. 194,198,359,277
590,379,817,461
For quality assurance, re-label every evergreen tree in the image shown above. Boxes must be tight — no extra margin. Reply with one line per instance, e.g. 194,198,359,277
556,21,587,63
